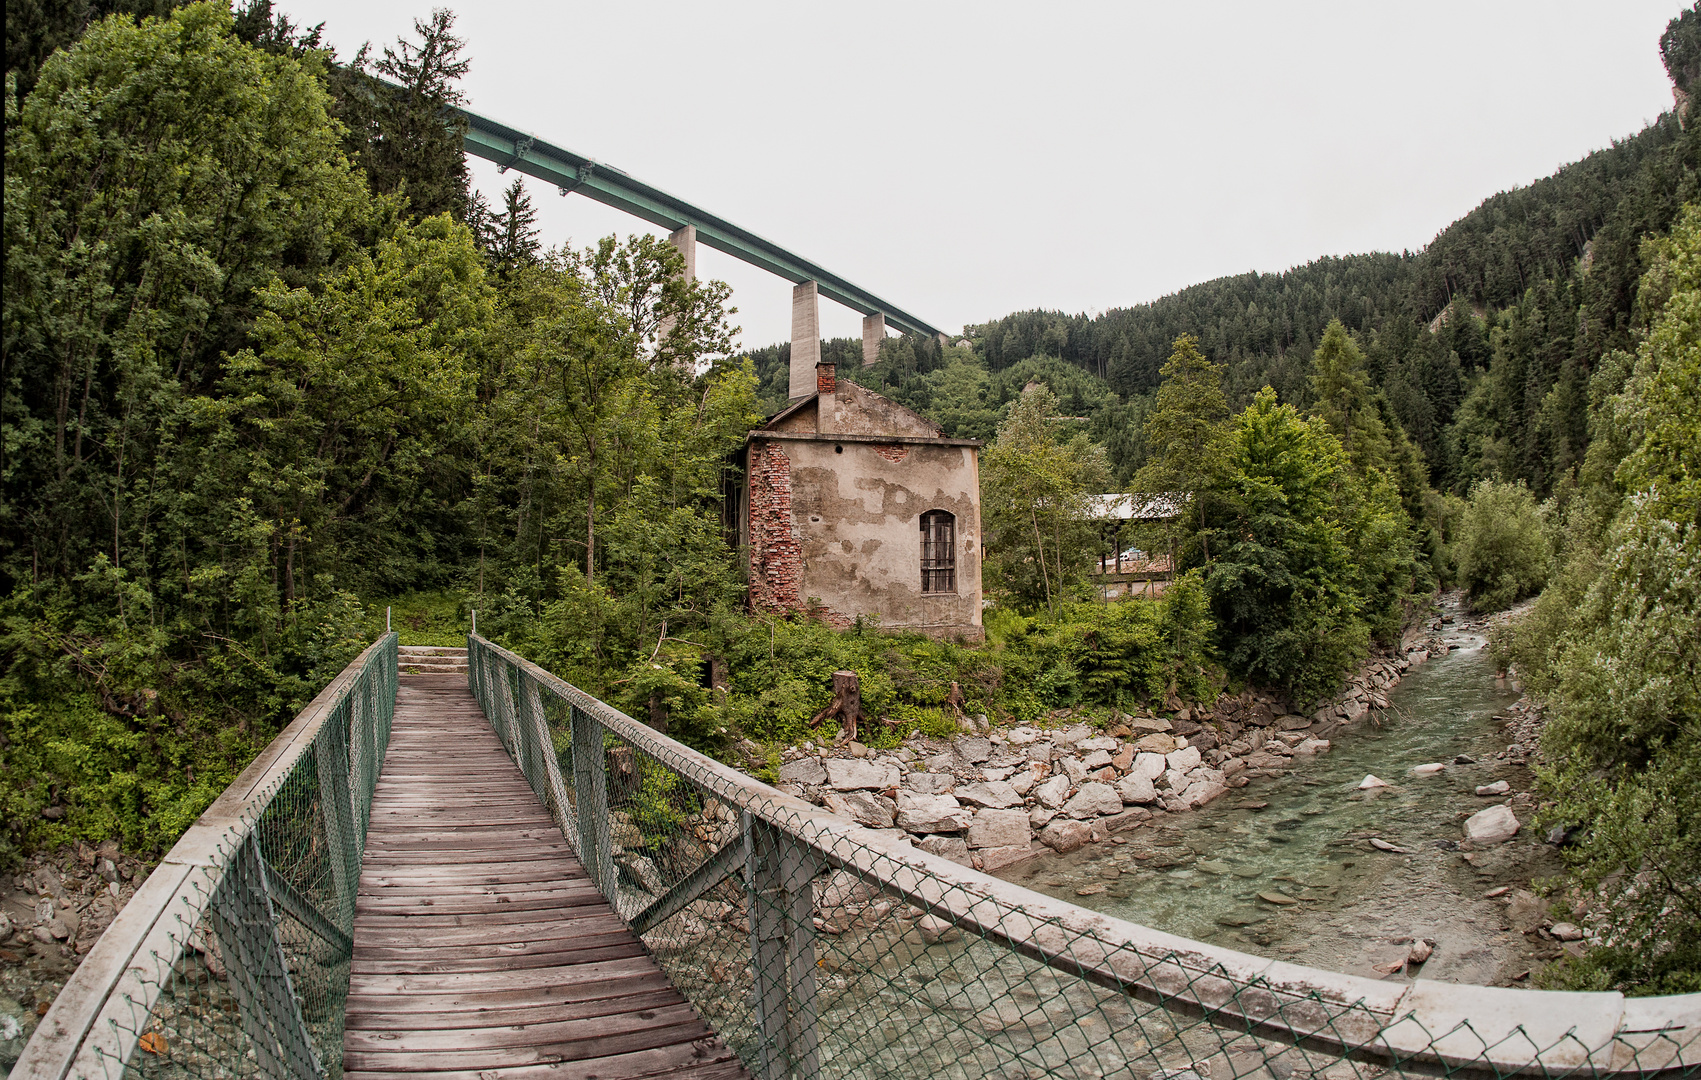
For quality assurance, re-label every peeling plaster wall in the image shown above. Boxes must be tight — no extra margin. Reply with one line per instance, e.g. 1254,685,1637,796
749,436,982,639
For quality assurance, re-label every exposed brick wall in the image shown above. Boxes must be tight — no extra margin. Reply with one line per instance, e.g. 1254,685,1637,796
816,363,836,395
873,444,910,463
747,441,803,614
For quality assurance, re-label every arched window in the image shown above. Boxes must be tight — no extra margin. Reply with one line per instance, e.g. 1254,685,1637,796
920,510,956,593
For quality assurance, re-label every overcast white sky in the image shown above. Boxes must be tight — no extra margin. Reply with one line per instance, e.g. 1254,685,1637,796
283,0,1681,349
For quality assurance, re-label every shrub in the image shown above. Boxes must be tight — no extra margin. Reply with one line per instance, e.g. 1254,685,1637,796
1453,480,1551,611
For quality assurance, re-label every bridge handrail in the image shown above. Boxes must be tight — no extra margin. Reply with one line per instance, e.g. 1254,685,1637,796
466,631,1699,1080
18,633,399,1079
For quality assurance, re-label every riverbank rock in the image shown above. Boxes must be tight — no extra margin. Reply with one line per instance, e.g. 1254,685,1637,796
822,791,895,828
895,792,971,833
1116,773,1157,804
904,772,955,795
1038,819,1091,853
1032,774,1072,809
1062,782,1122,819
956,781,1023,809
1475,780,1510,797
779,757,827,786
1410,763,1446,776
825,759,898,791
966,809,1030,850
1464,804,1520,844
1359,775,1389,789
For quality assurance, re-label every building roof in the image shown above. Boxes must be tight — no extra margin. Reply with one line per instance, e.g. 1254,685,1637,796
752,382,982,448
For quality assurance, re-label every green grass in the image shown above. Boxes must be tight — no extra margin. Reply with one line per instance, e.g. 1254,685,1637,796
371,591,471,647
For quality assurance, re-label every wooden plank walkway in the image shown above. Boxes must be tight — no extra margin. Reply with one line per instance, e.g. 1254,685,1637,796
343,675,749,1080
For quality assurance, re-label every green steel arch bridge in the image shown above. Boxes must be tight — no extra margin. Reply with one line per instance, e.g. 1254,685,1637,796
454,103,943,395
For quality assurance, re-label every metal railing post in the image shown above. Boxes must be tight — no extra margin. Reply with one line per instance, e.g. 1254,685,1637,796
209,834,324,1079
313,715,357,927
570,703,614,892
523,676,575,837
744,812,822,1080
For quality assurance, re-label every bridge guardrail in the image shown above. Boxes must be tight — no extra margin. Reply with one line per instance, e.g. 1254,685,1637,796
466,632,1699,1080
18,633,398,1080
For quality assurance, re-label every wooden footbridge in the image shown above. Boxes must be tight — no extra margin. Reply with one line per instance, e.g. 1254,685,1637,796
342,672,745,1077
18,633,1700,1079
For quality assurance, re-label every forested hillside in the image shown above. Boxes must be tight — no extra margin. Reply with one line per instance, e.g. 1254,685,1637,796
745,50,1700,499
1,2,753,862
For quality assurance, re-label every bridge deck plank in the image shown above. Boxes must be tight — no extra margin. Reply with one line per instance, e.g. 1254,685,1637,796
344,677,747,1079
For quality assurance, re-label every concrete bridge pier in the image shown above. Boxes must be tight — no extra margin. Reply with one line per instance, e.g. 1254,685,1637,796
669,223,696,281
657,225,696,346
789,281,821,399
862,312,885,366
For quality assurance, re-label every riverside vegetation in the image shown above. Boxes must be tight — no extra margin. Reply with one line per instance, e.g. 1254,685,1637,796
0,0,1695,1016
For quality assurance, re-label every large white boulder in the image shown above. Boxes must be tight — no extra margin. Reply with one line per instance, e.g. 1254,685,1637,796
822,791,894,829
1464,804,1520,844
1132,752,1168,780
1038,819,1091,853
779,757,827,786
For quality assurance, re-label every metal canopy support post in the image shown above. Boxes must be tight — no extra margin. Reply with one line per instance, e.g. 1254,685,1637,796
571,705,615,892
209,835,324,1079
744,812,822,1080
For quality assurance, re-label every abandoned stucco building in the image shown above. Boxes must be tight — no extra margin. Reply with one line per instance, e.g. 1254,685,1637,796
729,351,984,640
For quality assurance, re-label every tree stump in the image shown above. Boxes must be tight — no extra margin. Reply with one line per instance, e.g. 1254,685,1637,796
808,671,865,743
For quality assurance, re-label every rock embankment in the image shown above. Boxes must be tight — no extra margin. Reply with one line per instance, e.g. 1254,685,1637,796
775,634,1454,873
1,842,149,1066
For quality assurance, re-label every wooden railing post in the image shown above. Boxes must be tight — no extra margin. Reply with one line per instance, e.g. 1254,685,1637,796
744,812,822,1080
208,834,324,1079
570,703,615,892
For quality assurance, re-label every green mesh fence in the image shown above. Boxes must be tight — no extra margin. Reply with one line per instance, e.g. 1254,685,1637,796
465,634,1701,1080
18,633,398,1080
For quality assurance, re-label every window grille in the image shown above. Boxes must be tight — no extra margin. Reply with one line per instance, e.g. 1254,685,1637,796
921,510,955,593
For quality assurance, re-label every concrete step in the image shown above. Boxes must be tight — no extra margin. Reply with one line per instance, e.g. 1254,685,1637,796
400,660,466,670
398,646,468,657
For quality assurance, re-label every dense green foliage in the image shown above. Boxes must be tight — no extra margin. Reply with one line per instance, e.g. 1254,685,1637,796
0,5,753,862
1500,202,1701,995
981,384,1109,613
957,7,1701,501
1451,481,1551,611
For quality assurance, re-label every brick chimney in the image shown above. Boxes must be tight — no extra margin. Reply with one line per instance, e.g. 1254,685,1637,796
816,361,836,396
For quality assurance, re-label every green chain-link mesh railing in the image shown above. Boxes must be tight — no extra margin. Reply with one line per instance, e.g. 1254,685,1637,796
18,633,398,1080
465,633,1700,1080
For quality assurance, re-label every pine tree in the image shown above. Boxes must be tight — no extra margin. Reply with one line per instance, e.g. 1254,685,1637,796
333,8,473,221
494,178,541,275
1135,333,1230,562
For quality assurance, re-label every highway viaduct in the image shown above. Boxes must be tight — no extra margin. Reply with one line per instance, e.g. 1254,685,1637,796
454,104,948,399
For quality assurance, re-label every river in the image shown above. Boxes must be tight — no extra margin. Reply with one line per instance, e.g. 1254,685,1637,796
995,601,1568,987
